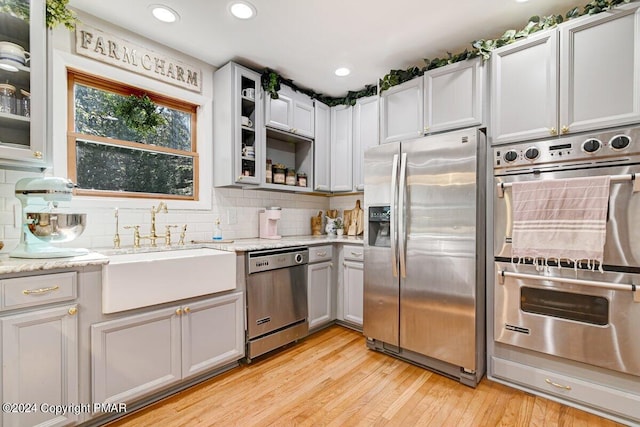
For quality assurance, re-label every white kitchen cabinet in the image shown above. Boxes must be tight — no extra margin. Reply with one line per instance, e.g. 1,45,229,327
0,0,48,168
490,30,558,144
424,57,484,134
352,95,379,191
308,260,333,330
92,292,244,404
330,104,353,192
559,5,640,134
314,100,331,192
380,77,424,144
213,62,263,186
265,84,315,138
343,260,363,327
2,304,79,427
342,245,364,327
491,4,640,144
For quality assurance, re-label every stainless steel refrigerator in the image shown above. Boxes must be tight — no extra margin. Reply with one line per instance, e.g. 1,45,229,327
363,127,486,387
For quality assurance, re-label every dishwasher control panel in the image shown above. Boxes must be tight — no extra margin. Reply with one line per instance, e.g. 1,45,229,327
247,246,309,274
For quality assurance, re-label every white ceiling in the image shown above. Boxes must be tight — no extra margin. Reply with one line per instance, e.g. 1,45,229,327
68,0,590,97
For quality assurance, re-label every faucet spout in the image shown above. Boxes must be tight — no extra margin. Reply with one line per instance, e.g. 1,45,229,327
149,202,168,247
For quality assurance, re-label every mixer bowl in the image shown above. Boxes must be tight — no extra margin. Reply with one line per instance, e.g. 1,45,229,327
26,212,86,243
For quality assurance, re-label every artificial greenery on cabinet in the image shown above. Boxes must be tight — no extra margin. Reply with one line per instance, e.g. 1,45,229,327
261,0,633,103
0,0,77,29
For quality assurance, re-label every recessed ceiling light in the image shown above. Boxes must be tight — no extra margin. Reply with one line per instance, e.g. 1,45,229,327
150,5,180,23
229,1,257,19
515,0,529,3
335,67,351,77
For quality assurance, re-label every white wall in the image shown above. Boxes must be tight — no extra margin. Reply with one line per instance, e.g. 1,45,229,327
0,12,366,253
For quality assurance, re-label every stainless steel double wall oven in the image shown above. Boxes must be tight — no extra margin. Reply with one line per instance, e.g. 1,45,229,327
493,126,640,377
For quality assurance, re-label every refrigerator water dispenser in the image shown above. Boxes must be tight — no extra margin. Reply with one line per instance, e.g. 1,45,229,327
368,206,391,247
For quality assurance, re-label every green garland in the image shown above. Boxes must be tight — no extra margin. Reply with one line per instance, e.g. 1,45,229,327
0,0,77,29
261,68,377,107
379,0,630,92
261,0,631,103
46,0,77,30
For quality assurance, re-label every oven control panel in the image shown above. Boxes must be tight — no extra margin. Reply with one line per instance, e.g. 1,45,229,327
494,126,640,170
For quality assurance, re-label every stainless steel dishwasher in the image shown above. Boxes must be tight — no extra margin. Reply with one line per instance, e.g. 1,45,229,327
245,246,308,361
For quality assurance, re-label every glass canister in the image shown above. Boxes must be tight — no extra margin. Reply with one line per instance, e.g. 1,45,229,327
297,172,307,187
19,89,30,117
265,159,272,183
285,169,296,186
273,164,286,184
0,83,16,114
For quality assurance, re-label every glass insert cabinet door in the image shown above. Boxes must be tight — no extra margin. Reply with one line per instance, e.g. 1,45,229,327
0,0,47,167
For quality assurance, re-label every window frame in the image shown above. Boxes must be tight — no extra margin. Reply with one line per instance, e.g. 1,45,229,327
66,68,200,200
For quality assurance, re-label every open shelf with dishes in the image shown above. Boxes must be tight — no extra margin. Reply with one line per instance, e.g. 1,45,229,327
238,74,259,182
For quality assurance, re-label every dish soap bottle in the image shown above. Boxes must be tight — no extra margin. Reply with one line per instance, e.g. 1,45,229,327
213,217,223,241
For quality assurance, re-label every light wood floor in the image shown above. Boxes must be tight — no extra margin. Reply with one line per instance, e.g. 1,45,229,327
108,325,624,427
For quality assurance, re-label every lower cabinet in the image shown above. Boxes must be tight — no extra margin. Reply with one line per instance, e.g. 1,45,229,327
343,260,364,326
2,304,79,427
92,292,244,404
307,261,333,329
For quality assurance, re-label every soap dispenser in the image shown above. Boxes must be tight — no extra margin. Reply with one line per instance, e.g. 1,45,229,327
213,217,223,241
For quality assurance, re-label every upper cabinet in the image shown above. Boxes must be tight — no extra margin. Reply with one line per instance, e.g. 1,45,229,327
352,95,379,191
314,100,331,192
213,62,263,186
491,4,640,144
559,5,640,135
0,0,47,168
424,57,484,134
380,77,424,144
265,84,315,138
330,104,353,192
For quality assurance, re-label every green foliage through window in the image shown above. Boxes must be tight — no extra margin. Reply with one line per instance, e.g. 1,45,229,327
69,71,198,199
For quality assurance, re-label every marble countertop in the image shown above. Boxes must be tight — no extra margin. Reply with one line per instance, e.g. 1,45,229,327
0,235,363,274
200,235,364,252
0,252,110,275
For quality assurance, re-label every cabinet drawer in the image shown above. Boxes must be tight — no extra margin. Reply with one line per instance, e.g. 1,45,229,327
1,272,77,311
309,245,333,263
343,245,364,262
492,356,640,421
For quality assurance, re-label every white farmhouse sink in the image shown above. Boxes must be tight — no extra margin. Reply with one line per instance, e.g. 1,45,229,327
102,248,236,313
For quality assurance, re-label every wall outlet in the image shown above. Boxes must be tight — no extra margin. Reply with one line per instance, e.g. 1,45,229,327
227,208,237,225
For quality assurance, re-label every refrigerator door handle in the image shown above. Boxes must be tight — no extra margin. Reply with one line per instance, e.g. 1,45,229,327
390,153,399,278
398,152,407,278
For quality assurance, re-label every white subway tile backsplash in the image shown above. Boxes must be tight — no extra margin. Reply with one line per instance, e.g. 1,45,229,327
0,171,334,253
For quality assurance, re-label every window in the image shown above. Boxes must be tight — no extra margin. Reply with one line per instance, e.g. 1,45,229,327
67,69,199,200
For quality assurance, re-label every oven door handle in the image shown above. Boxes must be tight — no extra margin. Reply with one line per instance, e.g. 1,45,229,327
497,173,640,198
498,270,639,301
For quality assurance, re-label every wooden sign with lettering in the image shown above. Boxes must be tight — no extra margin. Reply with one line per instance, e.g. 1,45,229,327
75,23,202,93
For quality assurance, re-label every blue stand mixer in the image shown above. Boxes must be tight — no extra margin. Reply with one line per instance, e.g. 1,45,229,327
10,177,88,258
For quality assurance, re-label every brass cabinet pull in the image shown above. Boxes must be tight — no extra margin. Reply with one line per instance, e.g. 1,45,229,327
351,251,363,257
33,151,43,159
316,251,327,257
176,308,182,316
549,127,558,136
184,306,191,314
561,125,570,134
23,285,59,295
545,378,572,391
68,307,78,316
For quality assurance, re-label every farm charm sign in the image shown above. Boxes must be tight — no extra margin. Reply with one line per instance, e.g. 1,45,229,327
75,23,202,93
